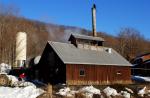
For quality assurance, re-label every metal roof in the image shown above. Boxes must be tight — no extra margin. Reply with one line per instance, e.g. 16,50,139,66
69,34,105,42
48,41,132,66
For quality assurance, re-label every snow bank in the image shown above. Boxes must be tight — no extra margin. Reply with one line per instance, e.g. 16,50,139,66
79,86,101,98
5,75,34,88
56,86,100,98
120,91,130,98
0,63,11,74
6,75,34,87
0,86,44,98
56,85,150,98
103,87,131,98
7,75,19,85
138,86,147,97
103,86,118,97
56,87,77,97
15,81,35,87
125,87,134,94
132,76,150,82
0,63,44,98
79,85,100,94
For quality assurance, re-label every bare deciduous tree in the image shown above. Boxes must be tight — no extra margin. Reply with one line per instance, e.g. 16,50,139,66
117,28,145,61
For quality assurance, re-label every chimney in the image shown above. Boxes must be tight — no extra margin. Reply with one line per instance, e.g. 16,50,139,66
92,4,97,37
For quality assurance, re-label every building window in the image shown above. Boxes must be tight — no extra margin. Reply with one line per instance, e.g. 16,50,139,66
80,69,85,76
116,71,122,75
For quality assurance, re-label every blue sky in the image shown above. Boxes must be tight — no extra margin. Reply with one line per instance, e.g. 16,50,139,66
1,0,150,39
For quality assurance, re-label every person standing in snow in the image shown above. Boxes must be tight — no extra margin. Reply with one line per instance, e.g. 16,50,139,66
19,73,26,81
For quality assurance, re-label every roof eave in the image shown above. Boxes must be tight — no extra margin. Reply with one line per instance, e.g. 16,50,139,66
64,62,132,67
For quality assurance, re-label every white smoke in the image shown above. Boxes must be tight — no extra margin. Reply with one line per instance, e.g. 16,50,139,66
46,24,87,42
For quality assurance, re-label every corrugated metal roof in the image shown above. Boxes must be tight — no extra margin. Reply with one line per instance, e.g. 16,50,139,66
69,34,105,42
48,41,132,66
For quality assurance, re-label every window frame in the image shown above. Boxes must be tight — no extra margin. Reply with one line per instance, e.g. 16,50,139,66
116,71,122,75
79,68,85,76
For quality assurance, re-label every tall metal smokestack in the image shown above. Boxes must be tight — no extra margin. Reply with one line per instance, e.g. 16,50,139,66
92,4,97,37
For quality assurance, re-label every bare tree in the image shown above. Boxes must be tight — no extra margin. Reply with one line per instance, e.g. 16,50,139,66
117,28,145,61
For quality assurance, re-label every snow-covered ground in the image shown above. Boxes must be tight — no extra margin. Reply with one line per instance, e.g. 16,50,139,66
79,85,101,97
56,85,150,98
103,86,118,97
0,63,45,98
56,87,77,97
56,86,101,98
0,85,44,98
132,75,150,82
56,86,133,98
0,75,45,98
0,74,44,98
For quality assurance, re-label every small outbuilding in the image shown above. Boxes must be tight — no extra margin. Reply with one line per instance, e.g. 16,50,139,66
132,53,150,77
38,34,132,85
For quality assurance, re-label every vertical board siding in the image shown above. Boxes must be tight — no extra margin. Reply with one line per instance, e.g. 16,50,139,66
66,64,131,85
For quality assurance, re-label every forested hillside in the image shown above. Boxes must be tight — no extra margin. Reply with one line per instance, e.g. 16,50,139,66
0,4,150,65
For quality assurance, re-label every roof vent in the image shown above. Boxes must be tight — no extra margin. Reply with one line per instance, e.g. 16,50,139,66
106,48,112,54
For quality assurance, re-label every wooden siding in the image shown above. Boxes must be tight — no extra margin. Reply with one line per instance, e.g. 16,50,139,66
66,64,131,85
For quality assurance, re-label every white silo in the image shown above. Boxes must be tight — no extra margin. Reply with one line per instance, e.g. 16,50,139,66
16,32,27,67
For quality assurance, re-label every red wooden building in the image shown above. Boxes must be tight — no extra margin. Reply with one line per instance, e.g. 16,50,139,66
38,34,132,85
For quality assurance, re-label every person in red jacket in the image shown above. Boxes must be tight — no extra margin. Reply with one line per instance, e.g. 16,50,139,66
19,73,26,81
